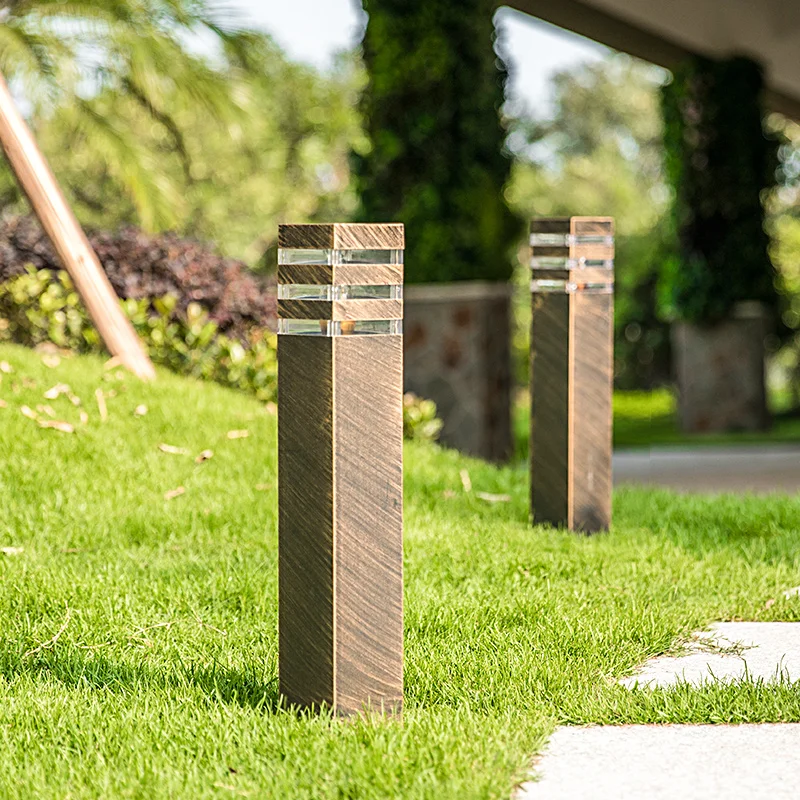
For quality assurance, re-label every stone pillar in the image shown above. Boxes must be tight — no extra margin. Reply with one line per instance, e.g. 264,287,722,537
403,282,512,462
277,223,404,715
673,302,770,433
529,217,615,533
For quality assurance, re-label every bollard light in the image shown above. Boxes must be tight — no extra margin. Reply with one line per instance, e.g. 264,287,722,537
277,223,404,715
529,217,614,533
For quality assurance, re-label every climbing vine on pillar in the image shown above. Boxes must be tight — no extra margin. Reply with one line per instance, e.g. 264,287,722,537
660,55,779,322
354,0,520,284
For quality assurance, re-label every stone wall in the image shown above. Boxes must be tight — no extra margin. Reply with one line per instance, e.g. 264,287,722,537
672,302,770,433
404,282,512,462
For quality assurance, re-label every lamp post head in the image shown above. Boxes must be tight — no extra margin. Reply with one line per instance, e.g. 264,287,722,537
277,224,404,337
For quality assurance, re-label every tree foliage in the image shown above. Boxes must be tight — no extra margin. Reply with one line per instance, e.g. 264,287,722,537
660,55,779,323
0,0,259,228
0,25,365,264
354,0,519,284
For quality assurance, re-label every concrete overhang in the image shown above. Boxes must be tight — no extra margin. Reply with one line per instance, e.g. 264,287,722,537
507,0,800,120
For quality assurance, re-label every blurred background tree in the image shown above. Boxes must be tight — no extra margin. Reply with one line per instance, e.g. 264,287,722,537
354,0,520,284
31,43,365,266
767,113,800,409
0,1,365,266
0,0,251,229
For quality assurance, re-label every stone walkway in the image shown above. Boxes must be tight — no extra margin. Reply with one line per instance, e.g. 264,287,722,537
518,623,800,799
517,725,800,799
613,444,800,494
620,622,800,688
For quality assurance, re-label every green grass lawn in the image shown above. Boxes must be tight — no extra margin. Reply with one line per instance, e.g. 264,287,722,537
2,342,800,799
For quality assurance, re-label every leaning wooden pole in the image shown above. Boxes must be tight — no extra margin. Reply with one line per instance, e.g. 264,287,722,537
0,71,155,380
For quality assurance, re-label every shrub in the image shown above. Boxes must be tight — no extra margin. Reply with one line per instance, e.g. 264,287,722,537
0,268,278,401
402,393,443,442
0,268,442,440
0,216,277,341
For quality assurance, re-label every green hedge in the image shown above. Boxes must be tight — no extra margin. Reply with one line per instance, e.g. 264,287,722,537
0,268,441,441
354,0,519,284
660,55,779,322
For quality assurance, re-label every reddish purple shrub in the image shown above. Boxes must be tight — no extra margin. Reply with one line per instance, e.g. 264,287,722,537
0,215,277,339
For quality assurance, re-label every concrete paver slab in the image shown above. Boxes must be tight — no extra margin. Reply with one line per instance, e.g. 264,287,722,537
517,724,800,800
620,622,800,688
613,445,800,494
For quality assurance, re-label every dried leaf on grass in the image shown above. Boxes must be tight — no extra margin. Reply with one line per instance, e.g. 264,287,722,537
164,486,186,500
0,361,12,374
159,443,190,456
460,469,472,493
195,449,214,463
24,603,71,658
227,429,250,440
194,612,227,636
475,491,511,503
1,546,23,556
0,400,6,409
784,586,800,600
44,383,70,400
134,405,148,417
79,411,89,425
95,389,107,422
265,402,277,415
38,420,75,434
41,353,61,369
37,404,56,418
20,405,38,420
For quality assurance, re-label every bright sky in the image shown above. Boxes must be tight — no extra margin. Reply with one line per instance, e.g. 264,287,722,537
221,1,609,113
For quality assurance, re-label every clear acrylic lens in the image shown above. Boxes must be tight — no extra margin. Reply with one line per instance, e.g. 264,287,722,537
278,318,403,336
336,249,403,265
530,233,569,247
279,249,332,265
531,280,614,294
333,320,403,335
531,258,615,270
278,284,333,300
278,319,333,335
278,249,403,265
333,284,402,300
529,234,614,247
279,284,402,300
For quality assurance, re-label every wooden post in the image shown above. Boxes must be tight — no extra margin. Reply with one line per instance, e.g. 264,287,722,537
278,223,404,715
0,71,155,381
529,217,614,533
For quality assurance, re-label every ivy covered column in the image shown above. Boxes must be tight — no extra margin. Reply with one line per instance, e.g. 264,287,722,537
661,56,778,432
354,0,519,461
